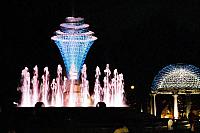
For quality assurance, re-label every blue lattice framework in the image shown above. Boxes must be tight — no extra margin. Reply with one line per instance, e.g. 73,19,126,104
151,64,200,94
51,17,97,79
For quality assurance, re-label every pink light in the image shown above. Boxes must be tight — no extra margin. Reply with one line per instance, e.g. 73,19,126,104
17,64,127,107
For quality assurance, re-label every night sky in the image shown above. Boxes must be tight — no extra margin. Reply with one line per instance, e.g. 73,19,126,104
1,0,200,106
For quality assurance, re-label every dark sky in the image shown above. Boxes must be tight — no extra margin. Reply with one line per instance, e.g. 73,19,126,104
1,0,200,105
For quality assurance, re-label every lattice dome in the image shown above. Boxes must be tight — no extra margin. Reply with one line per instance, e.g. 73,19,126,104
151,64,200,93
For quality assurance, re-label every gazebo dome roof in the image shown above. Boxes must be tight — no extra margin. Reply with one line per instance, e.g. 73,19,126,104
151,63,200,94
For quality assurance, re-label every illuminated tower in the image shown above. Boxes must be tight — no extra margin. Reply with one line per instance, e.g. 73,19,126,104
51,17,97,80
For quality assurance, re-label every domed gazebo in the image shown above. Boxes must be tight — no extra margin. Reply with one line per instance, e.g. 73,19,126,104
150,64,200,119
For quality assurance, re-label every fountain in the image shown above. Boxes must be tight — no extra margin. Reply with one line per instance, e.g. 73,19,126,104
17,17,127,107
17,64,126,107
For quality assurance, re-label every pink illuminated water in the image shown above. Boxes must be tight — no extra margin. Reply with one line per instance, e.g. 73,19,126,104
17,64,127,107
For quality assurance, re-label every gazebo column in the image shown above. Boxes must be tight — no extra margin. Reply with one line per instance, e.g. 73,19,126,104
186,94,191,118
173,94,179,119
153,93,157,116
150,94,153,115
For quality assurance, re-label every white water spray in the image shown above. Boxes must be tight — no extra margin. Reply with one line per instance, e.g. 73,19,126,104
17,64,126,107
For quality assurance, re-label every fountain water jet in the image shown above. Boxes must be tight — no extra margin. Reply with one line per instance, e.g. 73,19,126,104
17,64,127,107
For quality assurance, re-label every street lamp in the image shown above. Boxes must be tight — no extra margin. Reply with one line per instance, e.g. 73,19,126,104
131,85,134,89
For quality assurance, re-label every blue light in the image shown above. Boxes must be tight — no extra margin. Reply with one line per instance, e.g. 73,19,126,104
51,17,97,79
